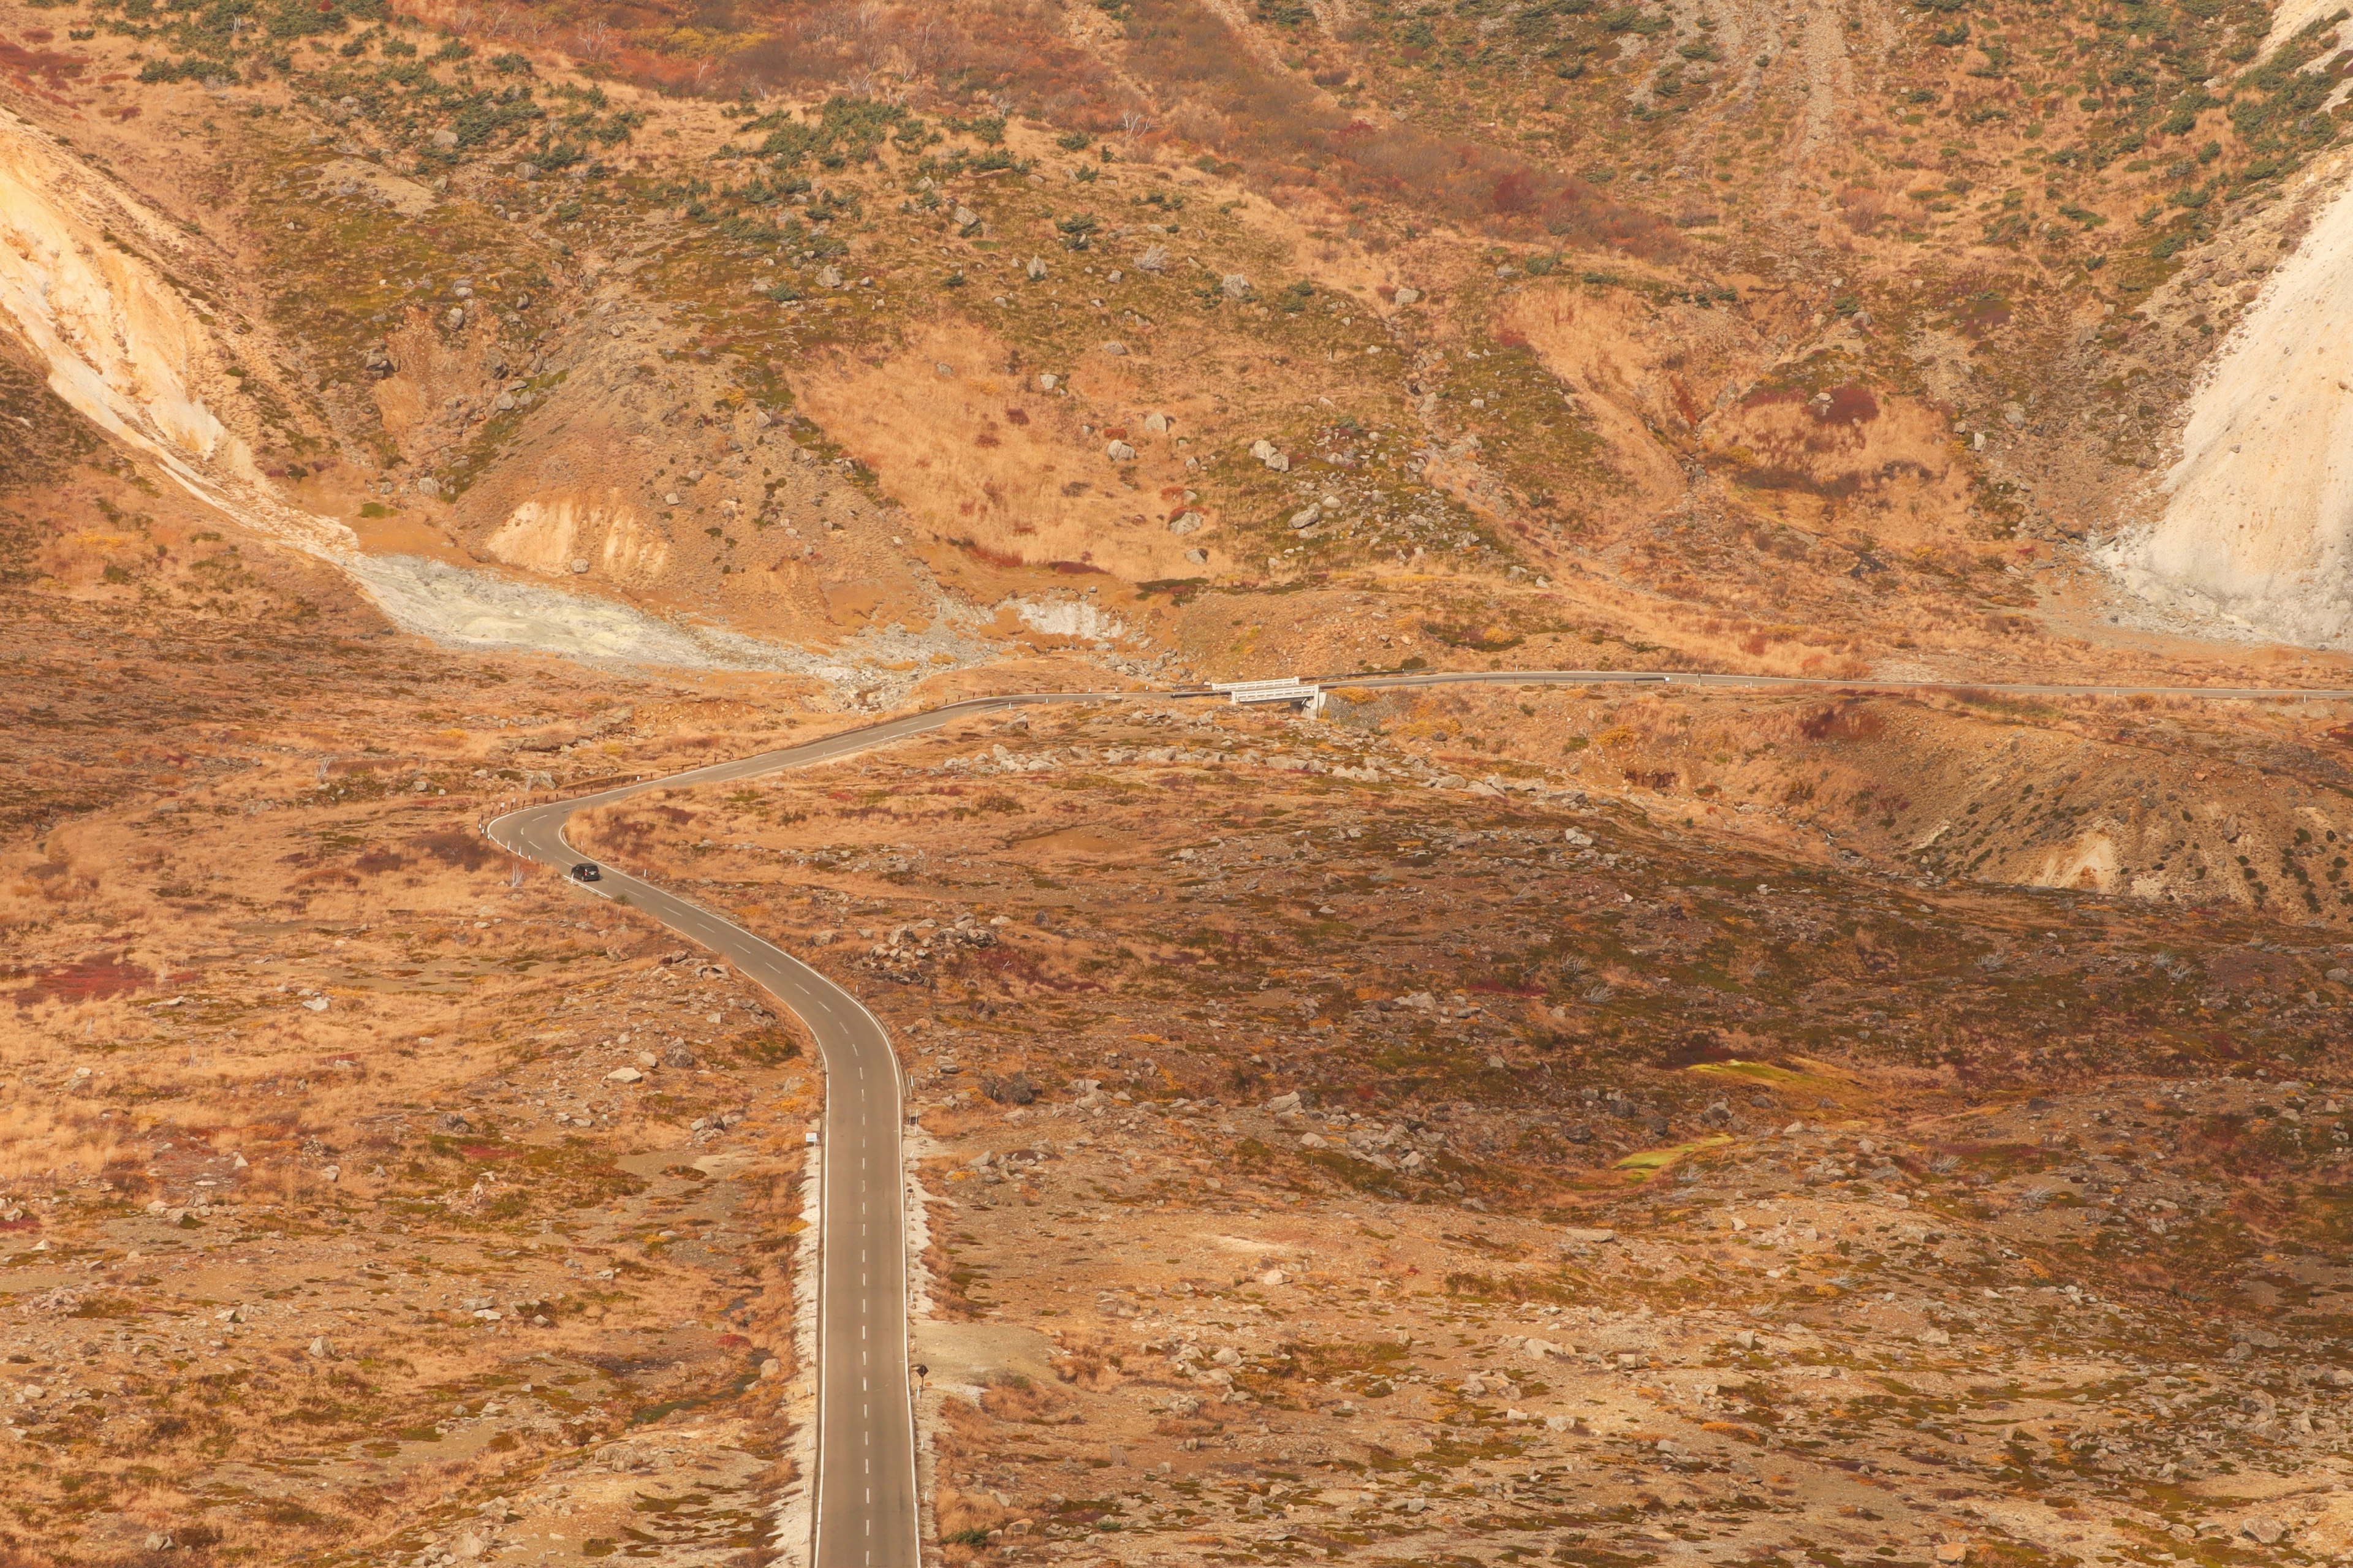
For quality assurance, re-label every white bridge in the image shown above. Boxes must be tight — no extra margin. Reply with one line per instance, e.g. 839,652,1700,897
1208,676,1327,716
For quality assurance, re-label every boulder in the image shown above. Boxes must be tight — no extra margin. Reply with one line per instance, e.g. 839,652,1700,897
1394,285,1421,305
983,1072,1039,1105
606,1066,643,1084
1169,512,1204,536
1221,273,1251,298
1105,440,1137,461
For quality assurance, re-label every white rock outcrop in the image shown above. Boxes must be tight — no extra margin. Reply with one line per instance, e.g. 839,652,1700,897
2105,166,2353,647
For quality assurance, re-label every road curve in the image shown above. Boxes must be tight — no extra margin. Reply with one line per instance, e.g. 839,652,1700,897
476,658,2346,1564
483,691,1115,1568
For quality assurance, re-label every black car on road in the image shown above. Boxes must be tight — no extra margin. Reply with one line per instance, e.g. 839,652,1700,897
569,863,602,882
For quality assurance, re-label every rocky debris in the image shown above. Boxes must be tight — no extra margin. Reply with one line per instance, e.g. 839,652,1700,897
859,916,998,985
361,344,395,378
1251,439,1290,472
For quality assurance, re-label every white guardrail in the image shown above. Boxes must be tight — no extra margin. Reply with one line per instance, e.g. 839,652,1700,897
1208,676,1327,715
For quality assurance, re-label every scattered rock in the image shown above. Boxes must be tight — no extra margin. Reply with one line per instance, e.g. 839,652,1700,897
607,1066,643,1084
1105,440,1137,461
1102,341,1130,357
1289,504,1322,531
1394,284,1421,305
1169,511,1205,536
1221,273,1251,298
817,264,844,289
1025,256,1049,280
1138,243,1171,272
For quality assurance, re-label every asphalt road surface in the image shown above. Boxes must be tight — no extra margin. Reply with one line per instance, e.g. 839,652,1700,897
483,692,1109,1568
1284,667,2353,700
476,659,2350,1566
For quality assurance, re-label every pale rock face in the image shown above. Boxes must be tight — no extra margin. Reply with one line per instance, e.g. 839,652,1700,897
1009,598,1126,641
485,496,669,583
0,110,249,483
2105,170,2353,647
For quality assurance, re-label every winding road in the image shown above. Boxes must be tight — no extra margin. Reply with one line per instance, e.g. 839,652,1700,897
476,661,2353,1567
484,692,1111,1568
